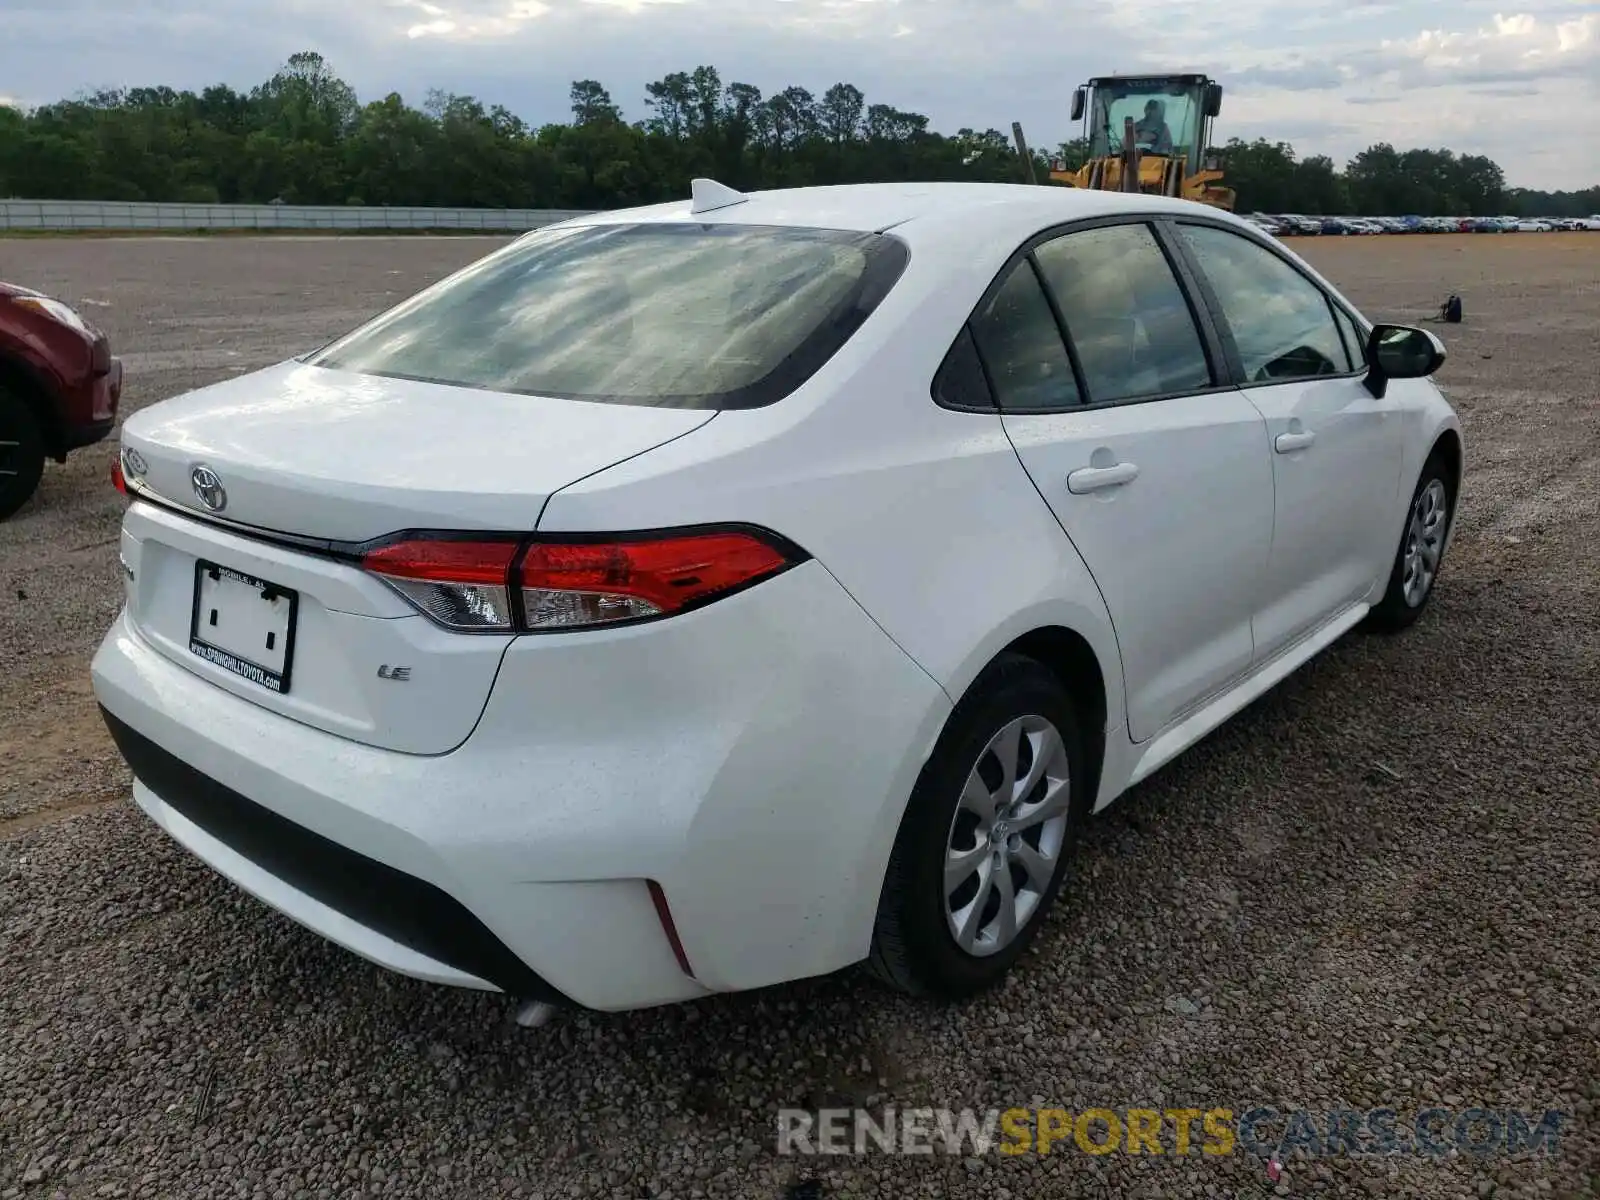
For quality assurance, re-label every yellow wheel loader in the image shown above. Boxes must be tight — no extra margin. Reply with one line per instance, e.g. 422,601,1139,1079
1048,74,1236,211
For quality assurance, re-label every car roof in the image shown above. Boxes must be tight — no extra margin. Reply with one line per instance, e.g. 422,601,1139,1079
555,181,1249,246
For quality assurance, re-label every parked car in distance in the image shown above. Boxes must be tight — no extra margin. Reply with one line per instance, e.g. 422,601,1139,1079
1276,214,1322,236
1515,220,1553,233
1242,214,1285,237
93,181,1464,1015
0,282,124,519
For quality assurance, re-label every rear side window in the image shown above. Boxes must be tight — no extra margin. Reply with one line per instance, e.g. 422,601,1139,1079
933,327,994,409
1032,223,1213,403
305,223,909,410
970,263,1081,411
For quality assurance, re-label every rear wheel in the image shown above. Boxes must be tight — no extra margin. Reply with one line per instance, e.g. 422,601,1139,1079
1363,450,1455,633
868,653,1085,1000
0,388,46,521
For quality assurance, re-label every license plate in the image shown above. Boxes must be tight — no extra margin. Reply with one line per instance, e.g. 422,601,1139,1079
189,561,298,693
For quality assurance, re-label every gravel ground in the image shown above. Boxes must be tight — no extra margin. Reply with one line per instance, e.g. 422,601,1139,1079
1,232,1596,1199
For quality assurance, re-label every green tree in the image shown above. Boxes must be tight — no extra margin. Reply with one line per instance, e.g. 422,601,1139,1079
0,52,1576,215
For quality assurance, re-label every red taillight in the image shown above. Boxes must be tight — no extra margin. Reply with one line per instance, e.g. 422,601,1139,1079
361,539,521,631
360,529,797,634
111,461,126,494
518,532,792,630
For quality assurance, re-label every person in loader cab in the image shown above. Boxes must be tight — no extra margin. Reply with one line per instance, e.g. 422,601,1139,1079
1134,99,1174,155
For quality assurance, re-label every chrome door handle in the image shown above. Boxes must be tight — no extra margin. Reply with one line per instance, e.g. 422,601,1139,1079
1067,462,1140,494
1275,430,1317,453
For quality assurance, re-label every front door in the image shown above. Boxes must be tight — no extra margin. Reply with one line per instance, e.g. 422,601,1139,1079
1169,221,1405,658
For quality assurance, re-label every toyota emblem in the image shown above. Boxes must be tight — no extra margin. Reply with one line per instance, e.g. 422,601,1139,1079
190,465,227,512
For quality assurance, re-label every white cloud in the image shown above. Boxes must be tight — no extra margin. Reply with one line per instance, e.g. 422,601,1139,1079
582,0,691,10
1206,8,1600,184
402,0,549,40
1379,10,1599,83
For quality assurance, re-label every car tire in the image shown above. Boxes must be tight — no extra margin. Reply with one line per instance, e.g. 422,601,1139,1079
1363,450,1456,634
868,652,1086,1001
0,387,47,522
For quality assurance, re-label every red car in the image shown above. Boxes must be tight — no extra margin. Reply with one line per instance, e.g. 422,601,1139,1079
0,281,124,519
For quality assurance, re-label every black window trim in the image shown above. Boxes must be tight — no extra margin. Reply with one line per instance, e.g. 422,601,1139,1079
1158,214,1373,388
931,324,998,414
959,255,1087,414
1022,253,1093,408
1331,301,1370,372
931,213,1239,418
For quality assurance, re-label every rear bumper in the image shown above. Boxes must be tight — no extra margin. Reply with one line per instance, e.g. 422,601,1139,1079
91,560,950,1011
101,708,567,1001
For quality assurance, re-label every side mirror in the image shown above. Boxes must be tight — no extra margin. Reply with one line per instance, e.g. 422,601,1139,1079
1364,324,1445,398
1071,87,1086,123
1204,83,1223,117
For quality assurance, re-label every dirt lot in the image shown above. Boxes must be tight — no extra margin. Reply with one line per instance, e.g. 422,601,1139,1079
1,232,1596,1199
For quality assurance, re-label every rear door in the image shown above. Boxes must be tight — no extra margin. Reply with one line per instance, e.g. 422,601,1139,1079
1167,219,1404,660
978,218,1275,743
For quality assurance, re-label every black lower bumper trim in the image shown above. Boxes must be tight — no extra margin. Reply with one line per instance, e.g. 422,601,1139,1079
63,417,116,452
99,706,570,1007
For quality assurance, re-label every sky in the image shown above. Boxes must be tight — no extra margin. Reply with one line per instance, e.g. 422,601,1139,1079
2,0,1597,191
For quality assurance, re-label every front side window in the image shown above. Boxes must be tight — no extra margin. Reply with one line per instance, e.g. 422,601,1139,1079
1177,223,1350,384
969,262,1081,412
1032,223,1213,404
306,223,908,409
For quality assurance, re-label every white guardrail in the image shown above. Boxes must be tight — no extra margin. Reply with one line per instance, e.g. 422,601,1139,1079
0,200,597,232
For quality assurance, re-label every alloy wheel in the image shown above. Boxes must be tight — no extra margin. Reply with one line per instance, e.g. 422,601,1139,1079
943,715,1072,957
1402,478,1448,607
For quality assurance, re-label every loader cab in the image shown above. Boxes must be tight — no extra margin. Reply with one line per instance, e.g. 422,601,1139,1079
1072,74,1223,179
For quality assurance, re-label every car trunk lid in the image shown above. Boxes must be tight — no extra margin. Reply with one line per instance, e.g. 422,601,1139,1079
115,361,716,754
119,361,716,542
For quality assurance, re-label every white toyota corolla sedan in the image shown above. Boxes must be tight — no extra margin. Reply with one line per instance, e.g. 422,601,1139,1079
92,181,1462,1016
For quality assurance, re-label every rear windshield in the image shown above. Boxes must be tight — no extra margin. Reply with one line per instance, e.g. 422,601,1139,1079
305,222,909,409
